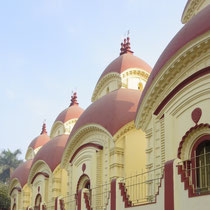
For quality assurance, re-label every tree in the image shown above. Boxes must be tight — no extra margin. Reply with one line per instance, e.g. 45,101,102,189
0,182,10,210
0,149,23,183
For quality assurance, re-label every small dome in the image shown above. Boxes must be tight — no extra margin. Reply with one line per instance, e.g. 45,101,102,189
54,92,84,123
69,88,141,141
10,160,32,187
97,37,152,84
137,5,210,112
31,134,69,172
28,122,50,150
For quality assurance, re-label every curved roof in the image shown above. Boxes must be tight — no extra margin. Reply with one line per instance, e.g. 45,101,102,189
10,160,33,187
97,53,152,84
137,5,210,113
54,92,84,124
32,135,69,172
29,134,50,150
55,105,84,123
28,123,50,150
68,88,141,141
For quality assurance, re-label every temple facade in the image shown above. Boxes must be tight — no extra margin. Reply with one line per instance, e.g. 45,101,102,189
9,1,210,209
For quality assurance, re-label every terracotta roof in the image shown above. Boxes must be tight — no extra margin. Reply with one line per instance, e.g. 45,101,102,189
97,53,152,84
137,5,210,114
68,88,141,141
54,92,84,123
10,160,33,187
55,105,84,123
32,135,69,172
28,134,50,150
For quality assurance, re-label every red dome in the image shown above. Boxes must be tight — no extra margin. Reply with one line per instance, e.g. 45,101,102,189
97,53,152,83
68,88,141,142
55,105,84,123
10,160,32,187
28,123,50,150
29,134,50,150
137,5,210,112
54,92,84,123
32,135,68,172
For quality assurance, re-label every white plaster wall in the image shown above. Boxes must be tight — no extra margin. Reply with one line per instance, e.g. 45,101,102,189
116,178,164,210
173,159,210,210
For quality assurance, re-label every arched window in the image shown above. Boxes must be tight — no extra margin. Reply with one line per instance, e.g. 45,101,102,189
191,136,210,194
34,194,42,210
194,140,210,193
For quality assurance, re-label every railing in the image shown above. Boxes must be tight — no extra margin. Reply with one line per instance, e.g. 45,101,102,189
119,166,164,206
177,152,210,195
89,182,110,210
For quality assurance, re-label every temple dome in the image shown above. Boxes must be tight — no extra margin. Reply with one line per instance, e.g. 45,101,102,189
10,160,33,187
31,134,69,172
54,92,84,124
28,122,50,150
68,88,141,141
97,37,152,85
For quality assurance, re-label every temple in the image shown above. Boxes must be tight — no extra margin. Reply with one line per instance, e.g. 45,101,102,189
9,1,210,209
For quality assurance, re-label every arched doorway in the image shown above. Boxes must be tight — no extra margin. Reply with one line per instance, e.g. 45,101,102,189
34,194,42,210
191,136,210,194
77,174,91,194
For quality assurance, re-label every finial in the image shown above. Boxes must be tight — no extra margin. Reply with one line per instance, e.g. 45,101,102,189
120,31,133,55
70,92,79,106
40,120,47,135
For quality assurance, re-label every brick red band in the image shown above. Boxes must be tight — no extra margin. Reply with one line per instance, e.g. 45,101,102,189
111,179,116,210
164,160,174,210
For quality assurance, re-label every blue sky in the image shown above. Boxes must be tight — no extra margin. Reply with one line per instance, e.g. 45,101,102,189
0,0,187,159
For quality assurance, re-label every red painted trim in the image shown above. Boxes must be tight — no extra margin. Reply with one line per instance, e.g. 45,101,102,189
78,189,82,210
31,172,49,184
164,160,174,210
76,174,90,195
154,66,210,115
84,193,91,210
35,193,42,210
55,197,58,210
111,179,116,210
119,174,164,208
9,186,21,196
177,123,210,158
70,143,103,163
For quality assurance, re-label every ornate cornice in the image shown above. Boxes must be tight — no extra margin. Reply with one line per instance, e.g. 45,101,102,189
182,0,204,24
113,121,135,142
136,33,210,130
178,123,210,160
121,68,150,81
61,124,112,168
91,73,121,102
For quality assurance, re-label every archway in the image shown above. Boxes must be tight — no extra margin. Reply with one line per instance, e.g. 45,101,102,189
34,194,42,210
191,135,210,194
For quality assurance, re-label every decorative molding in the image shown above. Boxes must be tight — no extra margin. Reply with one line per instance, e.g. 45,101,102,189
177,123,210,160
31,172,49,184
91,72,121,102
113,121,135,142
61,124,112,168
69,143,103,163
10,187,21,196
136,34,210,130
121,68,149,81
182,0,204,24
154,67,210,115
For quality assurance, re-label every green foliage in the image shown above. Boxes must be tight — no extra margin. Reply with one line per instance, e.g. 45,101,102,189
0,149,23,183
0,182,10,209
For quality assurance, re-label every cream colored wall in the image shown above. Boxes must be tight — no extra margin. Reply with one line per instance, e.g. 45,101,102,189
50,119,78,139
116,128,147,177
121,69,149,91
25,147,35,160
